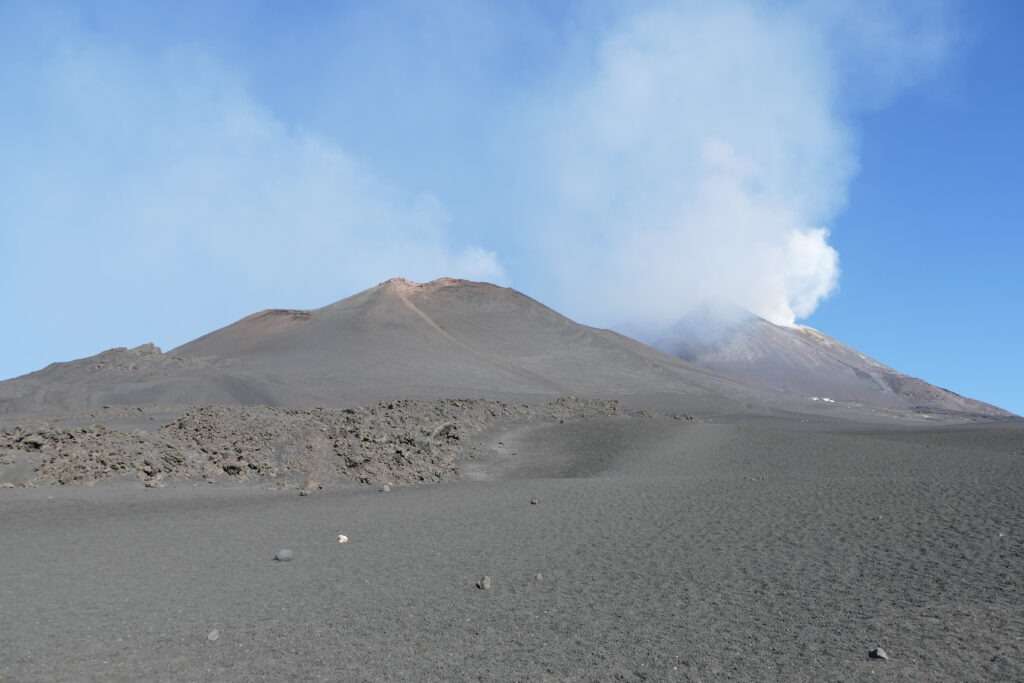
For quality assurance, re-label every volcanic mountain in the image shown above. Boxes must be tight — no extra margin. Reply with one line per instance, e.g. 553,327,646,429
0,278,1009,420
0,278,750,417
648,307,1011,418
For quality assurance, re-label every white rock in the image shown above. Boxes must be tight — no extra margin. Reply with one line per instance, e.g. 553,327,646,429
337,534,350,544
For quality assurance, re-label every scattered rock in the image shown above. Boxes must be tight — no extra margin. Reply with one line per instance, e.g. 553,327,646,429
868,647,889,661
530,497,539,505
273,549,294,562
0,396,628,488
476,575,492,591
19,435,45,450
300,476,321,495
207,629,220,642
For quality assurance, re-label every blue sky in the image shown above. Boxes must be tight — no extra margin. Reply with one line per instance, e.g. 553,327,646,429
805,0,1024,414
0,1,1020,414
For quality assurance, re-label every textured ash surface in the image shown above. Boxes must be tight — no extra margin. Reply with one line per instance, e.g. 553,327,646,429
0,397,627,489
1,415,1021,682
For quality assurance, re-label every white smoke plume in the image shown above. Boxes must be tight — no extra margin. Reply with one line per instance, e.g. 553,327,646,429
527,1,949,328
0,1,954,380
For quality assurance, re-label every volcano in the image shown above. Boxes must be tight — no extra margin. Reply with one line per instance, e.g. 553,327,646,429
648,307,1010,418
3,278,1021,683
0,278,748,416
0,278,1010,419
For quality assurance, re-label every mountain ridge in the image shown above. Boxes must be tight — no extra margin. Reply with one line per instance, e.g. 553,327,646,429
0,278,1012,419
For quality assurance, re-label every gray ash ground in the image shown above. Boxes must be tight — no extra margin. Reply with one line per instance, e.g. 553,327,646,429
0,397,640,489
1,413,1021,682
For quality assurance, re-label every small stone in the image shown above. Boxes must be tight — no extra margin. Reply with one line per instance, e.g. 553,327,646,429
274,549,294,562
530,497,539,505
207,629,220,642
379,484,391,493
337,534,349,544
298,489,311,496
476,575,492,590
20,435,45,450
534,573,544,582
868,647,888,661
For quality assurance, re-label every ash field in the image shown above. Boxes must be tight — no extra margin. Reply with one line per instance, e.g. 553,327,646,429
1,278,1021,682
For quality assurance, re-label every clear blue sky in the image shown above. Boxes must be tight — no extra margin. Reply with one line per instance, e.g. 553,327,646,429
1,1,1020,414
805,0,1024,414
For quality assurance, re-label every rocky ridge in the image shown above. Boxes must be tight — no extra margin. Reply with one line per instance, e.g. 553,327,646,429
0,397,646,488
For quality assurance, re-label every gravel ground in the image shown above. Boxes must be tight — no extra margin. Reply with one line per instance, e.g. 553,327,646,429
1,415,1022,681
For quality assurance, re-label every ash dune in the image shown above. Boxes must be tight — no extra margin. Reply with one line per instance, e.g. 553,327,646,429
649,307,1011,418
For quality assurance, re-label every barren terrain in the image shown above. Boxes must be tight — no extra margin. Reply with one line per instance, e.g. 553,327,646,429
1,278,1020,681
1,412,1021,681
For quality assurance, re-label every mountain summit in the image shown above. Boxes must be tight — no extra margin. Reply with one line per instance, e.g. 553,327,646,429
0,278,741,416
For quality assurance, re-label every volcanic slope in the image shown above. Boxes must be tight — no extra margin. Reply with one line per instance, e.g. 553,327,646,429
0,278,749,417
651,308,1011,418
